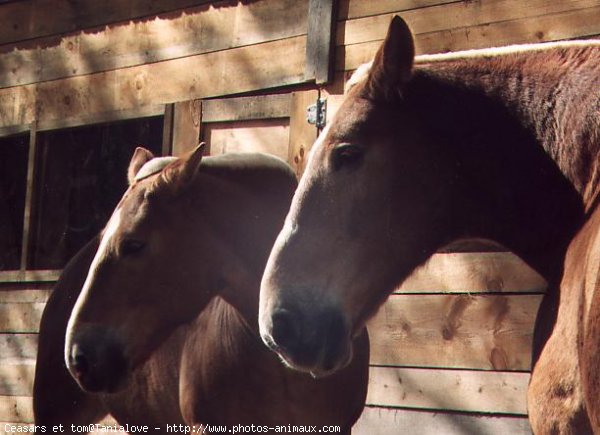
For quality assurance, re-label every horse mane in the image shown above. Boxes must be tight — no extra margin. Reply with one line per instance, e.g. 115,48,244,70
347,39,600,90
415,39,600,63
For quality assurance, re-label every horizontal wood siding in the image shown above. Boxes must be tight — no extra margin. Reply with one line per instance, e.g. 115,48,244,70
0,0,313,130
395,252,546,294
367,367,529,414
0,0,214,46
202,94,292,123
0,35,308,129
368,294,540,370
354,407,532,435
336,1,600,71
0,396,33,424
0,0,308,89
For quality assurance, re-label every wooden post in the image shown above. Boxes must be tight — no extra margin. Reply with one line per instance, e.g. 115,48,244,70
288,90,319,178
305,0,337,84
172,100,201,157
162,103,174,156
19,122,37,271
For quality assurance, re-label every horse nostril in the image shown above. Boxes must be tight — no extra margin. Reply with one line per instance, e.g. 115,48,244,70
271,309,301,351
69,344,90,377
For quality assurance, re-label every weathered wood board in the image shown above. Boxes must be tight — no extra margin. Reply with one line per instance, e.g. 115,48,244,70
368,294,541,370
354,406,532,435
0,0,308,88
367,366,530,415
337,6,600,71
0,36,308,129
204,119,290,161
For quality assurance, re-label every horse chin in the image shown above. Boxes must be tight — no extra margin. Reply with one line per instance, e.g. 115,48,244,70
273,340,354,378
72,363,129,394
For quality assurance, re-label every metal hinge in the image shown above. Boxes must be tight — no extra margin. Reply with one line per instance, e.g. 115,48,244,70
306,98,327,129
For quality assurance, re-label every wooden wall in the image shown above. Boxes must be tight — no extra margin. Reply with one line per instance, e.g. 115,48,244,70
0,0,599,434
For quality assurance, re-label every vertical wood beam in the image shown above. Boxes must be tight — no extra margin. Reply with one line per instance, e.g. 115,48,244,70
162,103,175,156
288,90,319,178
305,0,337,84
20,123,37,271
172,100,201,157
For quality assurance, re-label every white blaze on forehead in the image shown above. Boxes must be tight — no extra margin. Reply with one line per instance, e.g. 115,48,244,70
65,207,123,362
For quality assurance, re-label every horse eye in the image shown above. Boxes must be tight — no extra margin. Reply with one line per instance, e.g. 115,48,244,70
120,239,145,256
331,143,364,170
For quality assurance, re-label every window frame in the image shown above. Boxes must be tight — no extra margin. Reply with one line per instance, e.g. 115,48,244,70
0,104,171,283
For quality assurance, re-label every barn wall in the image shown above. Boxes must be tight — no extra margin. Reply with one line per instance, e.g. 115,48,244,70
0,0,599,433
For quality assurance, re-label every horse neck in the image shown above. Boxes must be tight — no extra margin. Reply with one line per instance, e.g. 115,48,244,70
408,47,599,280
185,174,288,332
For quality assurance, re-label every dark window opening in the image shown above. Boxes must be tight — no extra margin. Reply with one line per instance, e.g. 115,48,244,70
0,133,29,271
30,116,163,269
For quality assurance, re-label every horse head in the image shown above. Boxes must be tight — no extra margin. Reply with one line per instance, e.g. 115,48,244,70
259,17,468,376
65,144,296,392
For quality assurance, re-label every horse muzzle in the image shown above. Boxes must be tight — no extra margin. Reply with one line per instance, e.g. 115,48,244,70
260,305,353,377
65,325,129,393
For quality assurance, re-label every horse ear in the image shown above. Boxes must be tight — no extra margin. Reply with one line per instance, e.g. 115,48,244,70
365,16,415,101
178,143,207,187
128,147,155,185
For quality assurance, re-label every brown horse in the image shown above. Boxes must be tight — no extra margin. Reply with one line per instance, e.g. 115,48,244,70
35,147,368,432
259,16,599,433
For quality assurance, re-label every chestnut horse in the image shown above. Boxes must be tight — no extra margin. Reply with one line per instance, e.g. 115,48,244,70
259,16,599,433
35,147,368,432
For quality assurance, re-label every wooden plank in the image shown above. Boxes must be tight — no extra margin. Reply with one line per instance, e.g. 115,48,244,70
0,125,29,138
0,396,32,423
0,85,34,128
397,252,546,294
338,0,461,21
0,270,61,283
354,406,532,435
0,363,34,397
162,103,174,156
205,119,291,162
0,334,37,362
0,0,309,89
367,366,530,415
202,94,291,124
415,5,600,53
36,105,165,133
336,0,600,46
0,35,308,129
0,303,44,333
305,0,336,84
287,90,318,177
368,294,541,370
338,6,600,71
18,123,36,272
0,0,215,46
172,100,201,157
0,289,51,304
